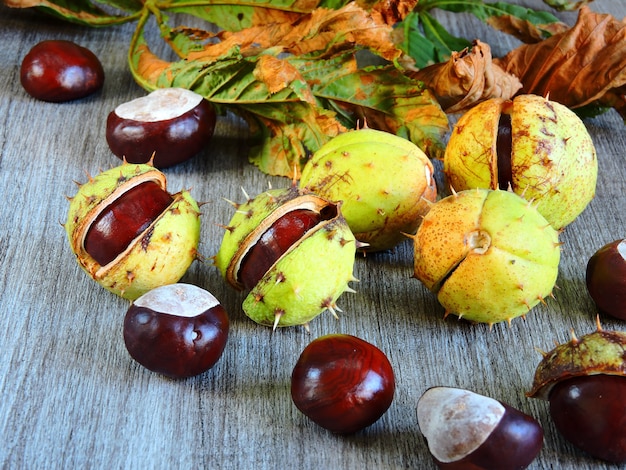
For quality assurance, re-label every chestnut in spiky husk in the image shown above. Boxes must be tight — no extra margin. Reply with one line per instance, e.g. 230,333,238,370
299,128,437,252
214,185,358,329
65,162,201,300
412,188,560,326
527,321,626,463
444,94,597,230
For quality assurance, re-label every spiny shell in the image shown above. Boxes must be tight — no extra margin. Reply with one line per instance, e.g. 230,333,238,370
65,162,201,300
214,185,357,328
299,128,436,252
412,188,560,326
444,94,597,230
527,326,626,400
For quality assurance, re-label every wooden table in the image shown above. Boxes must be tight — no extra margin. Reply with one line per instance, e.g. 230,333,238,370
1,2,625,468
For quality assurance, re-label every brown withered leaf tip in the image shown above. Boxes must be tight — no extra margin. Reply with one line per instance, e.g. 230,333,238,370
409,40,523,114
494,6,626,119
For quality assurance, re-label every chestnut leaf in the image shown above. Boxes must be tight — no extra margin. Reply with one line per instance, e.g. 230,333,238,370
494,6,626,120
398,0,565,69
127,3,448,177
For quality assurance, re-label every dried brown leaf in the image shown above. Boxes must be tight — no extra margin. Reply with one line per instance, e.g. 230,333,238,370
253,55,313,101
369,0,418,25
410,40,522,114
494,6,626,118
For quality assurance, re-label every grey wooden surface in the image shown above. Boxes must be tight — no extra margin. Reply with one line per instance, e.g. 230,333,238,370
1,1,625,469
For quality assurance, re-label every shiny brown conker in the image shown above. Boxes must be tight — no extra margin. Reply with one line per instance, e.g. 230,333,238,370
417,386,543,470
586,239,626,320
84,181,173,266
106,88,216,168
290,334,395,434
238,208,322,290
20,40,104,102
124,283,229,378
549,375,626,463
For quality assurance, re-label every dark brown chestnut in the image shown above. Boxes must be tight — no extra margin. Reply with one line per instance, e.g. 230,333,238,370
238,208,322,291
124,283,229,378
291,334,395,434
586,239,626,320
84,181,174,266
527,326,626,463
20,40,104,102
417,386,543,469
549,375,626,463
106,88,216,168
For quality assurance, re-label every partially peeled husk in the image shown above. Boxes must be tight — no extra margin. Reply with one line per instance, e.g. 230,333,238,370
214,186,358,329
65,162,201,300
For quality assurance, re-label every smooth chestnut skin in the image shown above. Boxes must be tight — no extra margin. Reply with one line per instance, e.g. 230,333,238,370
84,181,173,266
586,239,626,320
106,88,216,168
20,40,104,102
549,375,626,463
291,334,395,434
124,284,229,378
239,209,321,290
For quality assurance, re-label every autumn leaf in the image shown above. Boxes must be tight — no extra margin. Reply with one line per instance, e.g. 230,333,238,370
2,0,140,25
494,6,626,119
128,3,447,177
409,40,522,113
179,2,402,63
397,0,565,69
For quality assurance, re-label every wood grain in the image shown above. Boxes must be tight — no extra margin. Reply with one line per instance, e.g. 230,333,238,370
1,2,625,469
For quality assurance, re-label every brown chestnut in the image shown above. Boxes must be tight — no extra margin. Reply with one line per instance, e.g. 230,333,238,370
417,386,543,469
291,334,395,434
586,239,626,320
20,40,104,102
238,208,322,291
549,375,626,463
124,283,229,378
106,88,216,168
84,180,173,266
528,325,626,463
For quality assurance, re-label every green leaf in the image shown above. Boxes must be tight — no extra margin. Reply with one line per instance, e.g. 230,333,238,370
129,12,447,177
165,0,325,32
419,10,471,62
395,0,563,68
419,0,561,37
5,0,141,25
399,12,438,68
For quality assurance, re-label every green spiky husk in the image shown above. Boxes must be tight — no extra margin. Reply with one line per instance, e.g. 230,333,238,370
66,162,201,300
215,185,357,328
413,189,560,325
300,128,436,252
243,216,356,327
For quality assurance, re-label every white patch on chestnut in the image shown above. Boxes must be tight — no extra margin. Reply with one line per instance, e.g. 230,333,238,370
114,88,203,122
417,386,504,463
133,283,220,318
618,240,626,260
